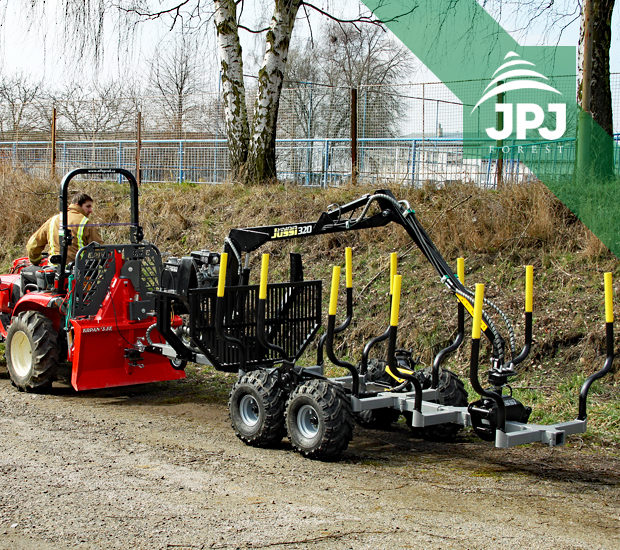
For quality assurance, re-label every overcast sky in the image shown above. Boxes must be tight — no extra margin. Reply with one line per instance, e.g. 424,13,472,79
0,0,618,90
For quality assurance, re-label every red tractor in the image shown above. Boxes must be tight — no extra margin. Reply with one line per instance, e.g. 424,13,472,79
0,168,185,392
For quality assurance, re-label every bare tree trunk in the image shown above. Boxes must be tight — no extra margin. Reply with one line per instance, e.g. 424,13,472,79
247,0,301,182
578,0,615,179
214,0,250,178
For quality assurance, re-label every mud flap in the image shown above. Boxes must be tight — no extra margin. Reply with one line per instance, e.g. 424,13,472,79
69,318,185,390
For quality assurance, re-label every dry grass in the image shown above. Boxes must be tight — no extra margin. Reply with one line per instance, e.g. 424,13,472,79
1,168,608,265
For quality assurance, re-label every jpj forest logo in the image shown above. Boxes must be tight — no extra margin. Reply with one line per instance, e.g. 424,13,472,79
472,52,567,141
462,50,576,161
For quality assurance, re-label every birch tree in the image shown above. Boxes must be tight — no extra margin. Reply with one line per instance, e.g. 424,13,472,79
214,0,250,174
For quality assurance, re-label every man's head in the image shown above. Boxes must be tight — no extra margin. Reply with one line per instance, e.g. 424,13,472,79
71,192,94,216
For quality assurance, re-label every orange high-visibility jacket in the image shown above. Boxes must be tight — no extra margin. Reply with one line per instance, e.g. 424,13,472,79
26,204,104,265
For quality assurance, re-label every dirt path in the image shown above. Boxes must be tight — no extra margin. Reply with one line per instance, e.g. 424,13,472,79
0,371,618,550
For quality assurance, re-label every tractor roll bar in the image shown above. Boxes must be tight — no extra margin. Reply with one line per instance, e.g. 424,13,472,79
58,168,143,291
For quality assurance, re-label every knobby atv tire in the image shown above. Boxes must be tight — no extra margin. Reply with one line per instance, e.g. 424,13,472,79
6,311,59,392
410,367,468,442
285,379,353,461
229,369,287,447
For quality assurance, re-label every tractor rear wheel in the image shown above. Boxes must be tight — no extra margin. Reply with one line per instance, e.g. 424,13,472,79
6,311,59,392
229,369,287,447
410,367,468,442
285,379,353,461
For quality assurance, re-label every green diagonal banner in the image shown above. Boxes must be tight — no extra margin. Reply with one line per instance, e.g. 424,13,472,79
363,0,619,257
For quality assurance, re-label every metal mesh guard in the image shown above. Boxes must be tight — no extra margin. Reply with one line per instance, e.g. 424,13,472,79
72,243,162,318
188,280,322,369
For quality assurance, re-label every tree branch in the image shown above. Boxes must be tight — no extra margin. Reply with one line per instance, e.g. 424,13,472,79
117,1,191,23
300,2,384,28
237,24,270,34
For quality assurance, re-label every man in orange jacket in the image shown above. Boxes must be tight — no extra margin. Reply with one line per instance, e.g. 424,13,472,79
26,192,104,265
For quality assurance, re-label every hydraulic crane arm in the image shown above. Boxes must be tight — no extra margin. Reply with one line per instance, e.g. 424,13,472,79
224,189,509,363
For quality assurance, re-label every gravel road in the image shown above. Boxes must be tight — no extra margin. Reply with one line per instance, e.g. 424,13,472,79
0,370,618,550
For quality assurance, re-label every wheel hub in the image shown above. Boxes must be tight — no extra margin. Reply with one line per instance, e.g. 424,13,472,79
239,394,260,427
10,330,33,378
297,404,319,438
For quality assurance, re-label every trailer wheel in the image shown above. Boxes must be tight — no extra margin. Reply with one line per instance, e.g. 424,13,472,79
6,311,59,392
229,369,286,447
286,379,353,460
410,367,468,442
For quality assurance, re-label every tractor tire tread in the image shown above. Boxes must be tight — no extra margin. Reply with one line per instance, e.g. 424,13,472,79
6,311,58,392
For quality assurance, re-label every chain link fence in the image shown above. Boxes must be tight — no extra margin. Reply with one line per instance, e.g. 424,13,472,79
0,75,618,187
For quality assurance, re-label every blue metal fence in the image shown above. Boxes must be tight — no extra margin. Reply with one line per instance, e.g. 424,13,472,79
1,135,618,188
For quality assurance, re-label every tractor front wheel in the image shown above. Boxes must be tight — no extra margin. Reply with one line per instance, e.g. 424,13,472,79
6,311,59,392
229,369,287,447
285,379,353,461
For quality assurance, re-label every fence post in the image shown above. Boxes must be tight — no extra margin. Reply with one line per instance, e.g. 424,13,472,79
486,148,493,188
322,139,330,188
350,88,358,185
421,83,426,171
178,140,184,183
50,107,57,179
136,112,142,186
306,82,313,186
118,142,123,183
410,139,417,187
